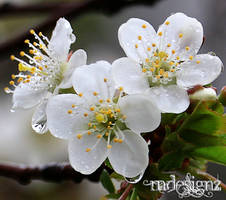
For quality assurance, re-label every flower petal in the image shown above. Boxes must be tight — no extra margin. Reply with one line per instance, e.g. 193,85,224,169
177,54,223,88
118,94,161,133
48,18,75,62
46,94,90,139
157,13,203,61
12,83,48,109
72,61,115,103
118,18,157,63
69,135,109,175
109,130,149,178
112,57,149,94
146,85,189,113
32,100,48,134
59,49,87,89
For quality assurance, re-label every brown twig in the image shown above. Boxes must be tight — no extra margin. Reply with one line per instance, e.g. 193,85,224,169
0,162,111,185
119,184,133,200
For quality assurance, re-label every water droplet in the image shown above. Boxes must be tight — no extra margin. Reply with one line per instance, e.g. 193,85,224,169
10,109,15,113
125,171,145,184
69,33,76,43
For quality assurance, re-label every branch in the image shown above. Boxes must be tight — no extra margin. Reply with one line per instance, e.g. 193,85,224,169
0,162,111,185
119,184,133,200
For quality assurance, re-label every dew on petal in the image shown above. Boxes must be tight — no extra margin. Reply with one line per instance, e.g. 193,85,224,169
125,170,145,183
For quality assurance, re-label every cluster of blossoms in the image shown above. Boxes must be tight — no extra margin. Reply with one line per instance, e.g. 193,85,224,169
5,13,223,178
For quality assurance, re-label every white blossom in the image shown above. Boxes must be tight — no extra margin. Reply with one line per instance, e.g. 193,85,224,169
46,61,161,177
112,13,223,113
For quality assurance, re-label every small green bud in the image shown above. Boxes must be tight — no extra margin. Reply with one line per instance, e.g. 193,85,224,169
189,87,217,101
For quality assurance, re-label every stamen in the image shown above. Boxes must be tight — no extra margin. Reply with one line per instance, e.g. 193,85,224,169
77,134,82,139
179,33,183,38
86,148,91,152
142,24,147,28
165,21,170,25
67,109,72,114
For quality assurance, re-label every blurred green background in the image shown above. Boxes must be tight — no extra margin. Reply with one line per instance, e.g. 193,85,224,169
0,0,225,199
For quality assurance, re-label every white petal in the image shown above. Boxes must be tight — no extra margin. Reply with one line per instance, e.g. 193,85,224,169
119,94,161,133
12,83,48,109
69,135,109,175
189,87,217,101
46,94,90,139
48,18,75,62
109,130,149,178
59,49,87,89
118,18,157,63
157,13,203,60
72,61,115,103
32,100,48,134
146,85,189,113
112,57,149,94
177,54,223,88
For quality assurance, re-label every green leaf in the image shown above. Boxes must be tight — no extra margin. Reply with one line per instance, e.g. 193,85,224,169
105,193,121,199
190,146,226,165
100,170,115,194
130,188,138,200
110,172,124,180
159,151,185,171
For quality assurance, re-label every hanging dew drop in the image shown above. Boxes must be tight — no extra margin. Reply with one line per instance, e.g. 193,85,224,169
10,108,15,113
125,171,145,184
69,33,76,43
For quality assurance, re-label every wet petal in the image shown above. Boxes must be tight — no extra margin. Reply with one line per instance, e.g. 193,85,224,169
46,94,90,139
59,49,87,89
146,85,189,113
12,83,48,109
109,130,149,178
72,61,115,103
32,100,48,134
48,18,75,62
119,94,161,133
157,13,203,61
177,54,223,88
69,134,109,174
118,18,157,63
112,57,149,94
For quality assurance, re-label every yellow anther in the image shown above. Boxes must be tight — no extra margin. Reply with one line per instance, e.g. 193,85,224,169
104,78,107,82
179,33,183,38
99,99,103,103
145,58,150,63
72,104,76,108
107,145,112,149
39,44,44,49
155,60,160,64
164,72,169,78
142,68,147,73
29,50,34,54
169,61,174,66
106,98,111,103
38,32,42,37
152,43,156,47
90,107,95,111
135,44,138,48
113,138,119,143
45,65,48,68
10,55,15,61
88,123,92,127
26,79,30,83
67,109,72,114
110,114,114,118
167,43,171,47
154,52,158,56
185,46,190,51
78,93,83,97
77,134,82,139
84,113,88,117
86,148,91,152
122,115,127,120
119,87,123,91
158,51,167,59
30,29,35,34
96,113,105,123
20,51,25,57
170,69,175,72
4,87,9,92
150,67,155,72
33,42,38,46
11,74,16,79
115,108,120,113
176,56,180,60
118,139,123,143
87,131,92,135
142,24,147,28
93,91,98,96
27,75,31,79
38,66,43,71
155,64,160,68
9,81,14,85
107,109,112,114
176,63,179,66
138,35,142,40
165,21,170,25
156,75,161,79
93,125,97,129
17,77,23,83
189,56,193,60
24,39,30,44
159,69,164,75
172,50,176,54
107,126,111,129
96,134,102,139
31,67,36,72
158,32,163,36
147,47,151,51
196,60,201,64
105,132,109,136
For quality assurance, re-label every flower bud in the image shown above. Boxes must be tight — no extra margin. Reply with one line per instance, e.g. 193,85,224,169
219,86,226,106
189,87,217,101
